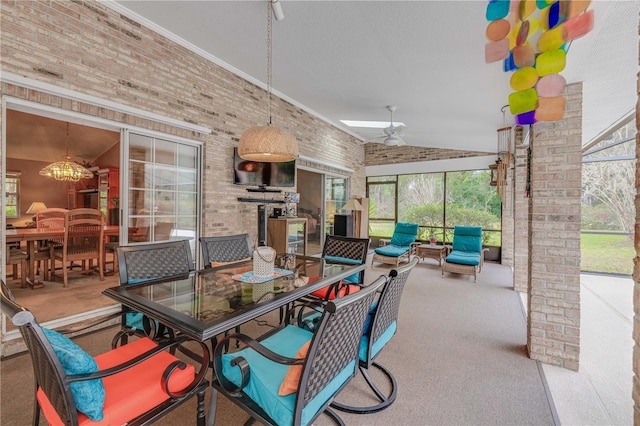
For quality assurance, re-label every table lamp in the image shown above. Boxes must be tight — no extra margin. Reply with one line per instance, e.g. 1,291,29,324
26,201,47,222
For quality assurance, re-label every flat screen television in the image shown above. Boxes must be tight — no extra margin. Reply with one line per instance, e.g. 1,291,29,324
233,147,296,188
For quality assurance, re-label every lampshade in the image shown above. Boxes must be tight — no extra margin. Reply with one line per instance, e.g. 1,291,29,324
342,199,363,212
39,122,94,182
238,126,298,162
26,201,47,215
238,0,298,163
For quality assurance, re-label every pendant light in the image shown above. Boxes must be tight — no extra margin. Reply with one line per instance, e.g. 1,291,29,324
238,0,298,162
39,122,94,182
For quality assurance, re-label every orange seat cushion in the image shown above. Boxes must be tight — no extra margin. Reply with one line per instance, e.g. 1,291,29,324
278,340,311,396
38,337,196,426
310,281,361,300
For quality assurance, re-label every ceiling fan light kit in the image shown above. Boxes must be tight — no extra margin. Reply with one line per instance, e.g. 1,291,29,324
365,105,407,147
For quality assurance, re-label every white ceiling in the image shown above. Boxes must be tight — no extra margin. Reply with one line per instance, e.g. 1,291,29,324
6,1,638,163
111,0,638,153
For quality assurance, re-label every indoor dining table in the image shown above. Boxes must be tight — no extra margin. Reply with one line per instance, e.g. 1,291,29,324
5,225,120,287
102,254,366,426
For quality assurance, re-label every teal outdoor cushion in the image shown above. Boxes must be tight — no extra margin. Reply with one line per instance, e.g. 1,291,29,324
451,226,482,253
324,255,362,283
446,250,481,266
359,321,397,361
220,325,356,426
42,328,105,421
389,222,419,247
374,245,409,257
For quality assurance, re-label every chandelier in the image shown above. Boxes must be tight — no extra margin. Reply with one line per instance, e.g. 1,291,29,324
238,0,298,162
39,122,94,182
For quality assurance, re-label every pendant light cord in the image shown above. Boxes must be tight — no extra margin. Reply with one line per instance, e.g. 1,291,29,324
266,0,273,126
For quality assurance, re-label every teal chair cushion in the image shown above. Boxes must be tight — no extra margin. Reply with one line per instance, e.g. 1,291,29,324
220,325,356,426
451,226,482,253
374,245,409,257
446,250,481,266
125,278,159,331
324,255,362,283
359,321,397,362
42,328,105,421
389,222,419,247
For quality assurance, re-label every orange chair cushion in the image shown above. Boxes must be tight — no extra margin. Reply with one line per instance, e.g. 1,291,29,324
278,340,311,396
310,280,361,300
37,337,196,426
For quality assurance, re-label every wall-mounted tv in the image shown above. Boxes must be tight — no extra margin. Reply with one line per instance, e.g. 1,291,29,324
233,147,296,188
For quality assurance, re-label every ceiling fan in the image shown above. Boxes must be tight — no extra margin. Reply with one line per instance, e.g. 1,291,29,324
363,105,407,147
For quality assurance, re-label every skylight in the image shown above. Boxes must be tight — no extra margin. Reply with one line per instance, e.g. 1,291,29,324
340,120,405,128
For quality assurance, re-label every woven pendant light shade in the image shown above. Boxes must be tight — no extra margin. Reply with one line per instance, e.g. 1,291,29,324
238,125,298,162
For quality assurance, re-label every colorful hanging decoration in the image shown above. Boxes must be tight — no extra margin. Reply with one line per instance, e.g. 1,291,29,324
485,0,594,124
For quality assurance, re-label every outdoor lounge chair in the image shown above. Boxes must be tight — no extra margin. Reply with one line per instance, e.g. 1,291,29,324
442,225,488,283
371,222,419,267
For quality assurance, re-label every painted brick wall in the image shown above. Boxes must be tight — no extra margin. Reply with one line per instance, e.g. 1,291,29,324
0,1,365,243
527,83,582,371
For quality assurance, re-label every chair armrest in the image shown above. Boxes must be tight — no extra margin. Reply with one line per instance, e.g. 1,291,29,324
67,335,210,398
378,238,390,247
410,242,421,255
213,333,304,394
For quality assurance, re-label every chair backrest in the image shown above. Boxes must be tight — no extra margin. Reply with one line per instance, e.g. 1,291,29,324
0,280,79,425
200,234,253,267
63,209,104,259
116,240,194,285
364,256,418,366
36,208,68,229
321,235,370,283
293,274,387,424
452,226,483,253
389,222,419,248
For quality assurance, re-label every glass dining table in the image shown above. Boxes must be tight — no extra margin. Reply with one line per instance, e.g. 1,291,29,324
102,254,366,425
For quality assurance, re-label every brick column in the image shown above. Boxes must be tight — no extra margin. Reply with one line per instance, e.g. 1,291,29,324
513,126,529,293
632,22,640,423
527,83,582,371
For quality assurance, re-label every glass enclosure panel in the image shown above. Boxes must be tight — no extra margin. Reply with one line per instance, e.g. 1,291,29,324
444,170,502,246
398,173,445,241
367,179,397,237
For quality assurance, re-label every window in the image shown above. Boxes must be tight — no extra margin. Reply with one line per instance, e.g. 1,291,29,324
5,172,20,218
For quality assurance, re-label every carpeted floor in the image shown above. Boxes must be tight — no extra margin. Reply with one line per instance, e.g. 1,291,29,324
1,259,556,425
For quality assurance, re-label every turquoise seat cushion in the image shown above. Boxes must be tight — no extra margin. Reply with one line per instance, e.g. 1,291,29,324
42,328,105,421
446,250,481,266
374,244,409,257
452,226,482,253
389,222,418,247
359,321,397,362
220,325,356,426
324,256,362,283
125,279,159,331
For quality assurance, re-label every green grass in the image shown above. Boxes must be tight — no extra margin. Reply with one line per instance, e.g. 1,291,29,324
581,233,633,275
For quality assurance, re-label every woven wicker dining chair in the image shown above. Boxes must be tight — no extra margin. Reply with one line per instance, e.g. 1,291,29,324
331,256,419,414
0,279,210,426
114,240,194,346
200,234,253,267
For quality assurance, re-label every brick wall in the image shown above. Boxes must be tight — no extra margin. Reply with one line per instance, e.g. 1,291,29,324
0,1,366,243
527,83,582,371
365,143,491,166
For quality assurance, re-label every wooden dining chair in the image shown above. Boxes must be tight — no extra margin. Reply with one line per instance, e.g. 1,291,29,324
35,207,68,280
0,279,210,426
50,208,104,287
